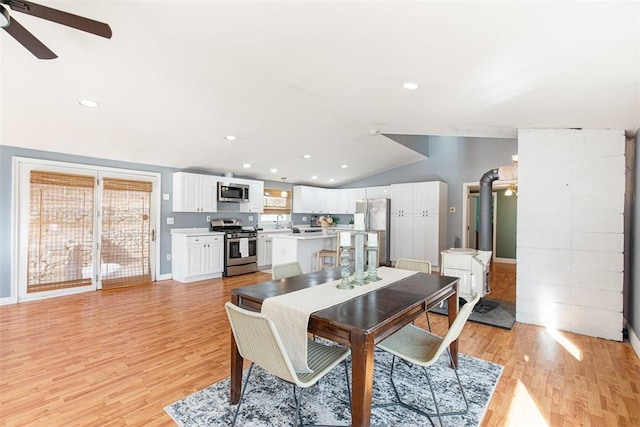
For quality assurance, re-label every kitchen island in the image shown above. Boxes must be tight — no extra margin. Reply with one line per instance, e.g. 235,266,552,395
270,231,338,273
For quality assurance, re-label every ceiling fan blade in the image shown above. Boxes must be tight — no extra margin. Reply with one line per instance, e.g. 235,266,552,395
4,0,112,39
3,13,57,59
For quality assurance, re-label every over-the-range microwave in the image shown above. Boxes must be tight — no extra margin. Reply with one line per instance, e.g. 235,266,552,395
218,182,250,203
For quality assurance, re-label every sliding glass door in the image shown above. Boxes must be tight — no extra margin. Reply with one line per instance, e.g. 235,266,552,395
16,160,158,301
100,176,153,289
25,170,97,295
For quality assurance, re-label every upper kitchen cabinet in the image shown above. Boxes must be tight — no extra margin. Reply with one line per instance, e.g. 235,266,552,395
293,185,327,213
366,186,391,199
338,188,366,214
326,189,341,213
413,181,447,214
390,183,415,214
232,178,264,213
173,172,218,212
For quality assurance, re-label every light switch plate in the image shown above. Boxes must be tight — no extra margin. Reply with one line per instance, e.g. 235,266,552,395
302,216,307,221
248,215,253,221
206,216,211,222
163,193,170,200
167,217,174,224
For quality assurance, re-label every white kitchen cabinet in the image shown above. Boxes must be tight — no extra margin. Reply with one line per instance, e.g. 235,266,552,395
390,183,415,214
366,186,391,199
413,181,446,215
293,186,327,213
257,233,272,268
391,213,414,261
171,232,224,282
338,188,366,214
234,178,264,213
390,181,447,268
172,172,218,212
326,189,341,213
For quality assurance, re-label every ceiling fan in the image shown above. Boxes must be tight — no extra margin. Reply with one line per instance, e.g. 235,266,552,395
0,0,111,59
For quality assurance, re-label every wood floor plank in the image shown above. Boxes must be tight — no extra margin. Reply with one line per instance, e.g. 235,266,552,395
1,266,639,426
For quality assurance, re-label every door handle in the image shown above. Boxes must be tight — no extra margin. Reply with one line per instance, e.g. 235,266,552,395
151,229,156,242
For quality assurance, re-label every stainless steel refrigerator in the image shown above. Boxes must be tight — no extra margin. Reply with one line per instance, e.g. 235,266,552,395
355,198,391,266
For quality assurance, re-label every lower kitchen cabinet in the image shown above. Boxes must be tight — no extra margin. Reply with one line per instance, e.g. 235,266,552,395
171,232,224,282
257,233,272,268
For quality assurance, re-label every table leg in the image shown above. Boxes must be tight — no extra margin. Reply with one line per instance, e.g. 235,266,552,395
230,296,244,404
350,332,375,427
448,289,459,368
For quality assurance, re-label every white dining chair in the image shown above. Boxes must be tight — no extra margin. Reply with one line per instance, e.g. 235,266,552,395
272,261,303,280
395,258,434,329
224,302,351,427
374,292,481,427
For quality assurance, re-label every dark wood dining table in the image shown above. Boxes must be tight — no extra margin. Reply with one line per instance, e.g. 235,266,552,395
229,267,459,427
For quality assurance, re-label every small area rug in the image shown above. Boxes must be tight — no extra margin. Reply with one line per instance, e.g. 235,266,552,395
165,350,502,426
431,298,516,330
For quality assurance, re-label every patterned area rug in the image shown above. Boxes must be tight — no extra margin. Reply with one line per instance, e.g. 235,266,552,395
165,350,502,426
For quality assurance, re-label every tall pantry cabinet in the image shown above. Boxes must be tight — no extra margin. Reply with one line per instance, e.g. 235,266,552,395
390,181,447,269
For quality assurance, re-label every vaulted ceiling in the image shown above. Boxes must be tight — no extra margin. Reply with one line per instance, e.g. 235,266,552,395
1,1,638,185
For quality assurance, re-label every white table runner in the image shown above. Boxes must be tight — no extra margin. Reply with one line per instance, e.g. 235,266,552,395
261,267,417,373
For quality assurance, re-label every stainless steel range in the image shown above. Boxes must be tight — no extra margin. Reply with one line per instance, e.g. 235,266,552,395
210,219,258,276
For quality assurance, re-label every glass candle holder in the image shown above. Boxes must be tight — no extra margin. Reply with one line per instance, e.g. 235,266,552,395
351,231,367,285
367,246,381,282
336,245,354,290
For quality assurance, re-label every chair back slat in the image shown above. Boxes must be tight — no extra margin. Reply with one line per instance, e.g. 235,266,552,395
435,293,481,358
272,262,303,280
395,258,432,273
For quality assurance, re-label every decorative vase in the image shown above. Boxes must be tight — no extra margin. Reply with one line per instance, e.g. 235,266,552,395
322,227,328,236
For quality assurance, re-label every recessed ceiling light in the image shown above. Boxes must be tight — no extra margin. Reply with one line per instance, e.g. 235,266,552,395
402,82,419,90
225,135,237,141
311,175,318,180
79,99,98,108
242,163,251,168
303,154,311,159
329,178,335,182
341,164,348,168
270,168,278,173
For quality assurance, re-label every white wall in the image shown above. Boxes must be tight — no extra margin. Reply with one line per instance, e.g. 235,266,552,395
517,128,625,341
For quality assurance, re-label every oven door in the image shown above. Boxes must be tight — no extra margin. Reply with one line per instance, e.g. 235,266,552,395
226,237,258,266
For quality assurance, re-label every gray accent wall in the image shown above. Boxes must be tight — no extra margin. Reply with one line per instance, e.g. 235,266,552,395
344,135,518,249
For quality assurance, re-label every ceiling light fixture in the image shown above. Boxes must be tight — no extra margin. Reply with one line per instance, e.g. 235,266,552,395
270,168,278,173
79,98,98,108
505,184,518,197
225,135,237,141
403,82,419,90
329,178,335,182
280,177,288,197
341,164,348,168
303,154,311,159
242,163,251,168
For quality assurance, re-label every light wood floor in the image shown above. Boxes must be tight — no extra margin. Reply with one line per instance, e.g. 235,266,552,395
1,264,638,426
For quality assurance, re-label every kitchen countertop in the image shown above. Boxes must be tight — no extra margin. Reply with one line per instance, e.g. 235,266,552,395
269,231,338,240
170,228,224,236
